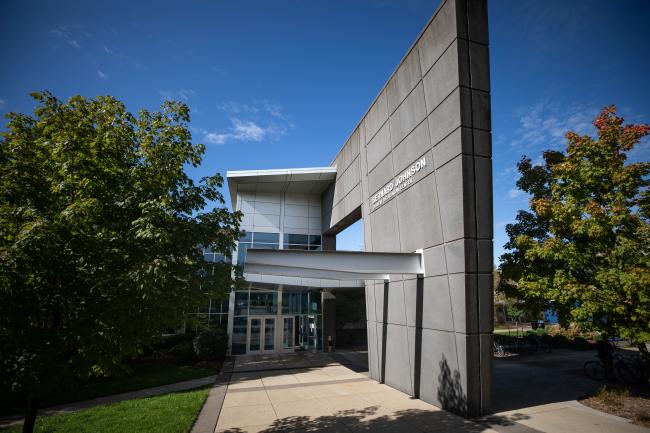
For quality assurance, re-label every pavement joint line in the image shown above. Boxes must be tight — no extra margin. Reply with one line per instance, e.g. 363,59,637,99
228,376,373,393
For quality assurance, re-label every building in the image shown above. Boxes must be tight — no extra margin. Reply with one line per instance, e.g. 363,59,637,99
219,0,492,418
225,167,365,356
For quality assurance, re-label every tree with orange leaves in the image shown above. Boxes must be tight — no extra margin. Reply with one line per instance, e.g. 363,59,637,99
499,106,650,360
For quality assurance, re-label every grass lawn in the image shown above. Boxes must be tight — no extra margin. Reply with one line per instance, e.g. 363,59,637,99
1,362,219,416
0,387,210,433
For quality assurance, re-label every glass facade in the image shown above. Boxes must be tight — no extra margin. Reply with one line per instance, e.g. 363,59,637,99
230,221,324,355
230,286,323,355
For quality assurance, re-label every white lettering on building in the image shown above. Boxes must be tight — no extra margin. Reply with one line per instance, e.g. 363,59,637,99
370,156,427,211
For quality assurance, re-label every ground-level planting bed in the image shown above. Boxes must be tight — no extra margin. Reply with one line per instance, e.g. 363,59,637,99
0,362,219,416
0,387,210,433
580,385,650,428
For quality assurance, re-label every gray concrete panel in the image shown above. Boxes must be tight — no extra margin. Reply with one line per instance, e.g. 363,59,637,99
479,332,493,413
365,122,391,172
423,244,448,277
427,87,471,147
392,119,431,168
368,153,394,195
456,333,481,417
436,154,476,241
422,39,468,113
365,89,389,142
417,328,459,407
384,323,414,395
387,48,422,115
396,172,443,252
478,273,493,333
477,239,493,273
386,280,407,325
418,0,463,75
366,320,380,380
471,90,491,131
373,282,384,322
421,275,454,331
431,126,472,169
448,273,478,334
444,238,477,275
365,281,376,322
473,129,492,158
475,156,493,239
389,82,427,148
469,41,490,92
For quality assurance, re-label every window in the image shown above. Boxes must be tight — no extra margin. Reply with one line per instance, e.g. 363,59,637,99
236,232,280,265
284,233,321,251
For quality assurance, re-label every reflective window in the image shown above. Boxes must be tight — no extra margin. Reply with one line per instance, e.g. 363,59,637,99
284,234,309,244
284,233,321,251
249,291,277,315
254,232,279,243
234,291,248,315
232,317,247,355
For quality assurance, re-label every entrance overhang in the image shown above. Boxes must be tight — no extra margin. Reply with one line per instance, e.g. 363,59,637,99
244,249,425,282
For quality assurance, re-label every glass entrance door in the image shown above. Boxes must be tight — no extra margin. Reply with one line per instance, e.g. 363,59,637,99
282,317,294,349
248,316,276,354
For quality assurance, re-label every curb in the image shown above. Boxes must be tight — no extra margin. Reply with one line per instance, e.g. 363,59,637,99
190,359,234,433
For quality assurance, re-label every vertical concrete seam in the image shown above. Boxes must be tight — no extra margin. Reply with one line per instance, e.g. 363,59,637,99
464,0,484,415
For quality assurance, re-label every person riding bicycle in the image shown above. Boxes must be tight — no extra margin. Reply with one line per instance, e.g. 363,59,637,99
597,333,614,376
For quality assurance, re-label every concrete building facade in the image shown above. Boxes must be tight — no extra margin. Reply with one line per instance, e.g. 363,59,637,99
226,0,492,417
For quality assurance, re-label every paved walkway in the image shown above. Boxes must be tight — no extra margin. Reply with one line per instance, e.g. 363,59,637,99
213,352,498,433
208,350,649,433
0,373,217,428
482,348,650,433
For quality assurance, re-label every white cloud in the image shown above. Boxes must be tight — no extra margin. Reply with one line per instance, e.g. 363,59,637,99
0,99,5,107
97,70,109,80
218,99,289,120
507,188,522,199
203,118,287,145
510,101,597,152
158,89,196,101
51,26,83,49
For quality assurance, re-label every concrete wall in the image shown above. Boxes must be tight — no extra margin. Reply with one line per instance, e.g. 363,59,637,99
322,0,492,417
238,191,322,240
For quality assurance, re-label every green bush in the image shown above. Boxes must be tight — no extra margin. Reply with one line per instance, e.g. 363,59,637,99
169,341,197,363
151,333,195,351
573,336,593,350
193,329,228,362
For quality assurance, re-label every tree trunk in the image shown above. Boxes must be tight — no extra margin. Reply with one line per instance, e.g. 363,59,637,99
22,395,40,433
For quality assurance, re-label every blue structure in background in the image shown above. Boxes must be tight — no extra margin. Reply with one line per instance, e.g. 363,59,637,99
544,308,559,325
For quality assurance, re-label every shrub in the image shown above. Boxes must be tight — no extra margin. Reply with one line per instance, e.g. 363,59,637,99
151,333,195,351
574,336,593,350
169,341,197,364
193,329,228,362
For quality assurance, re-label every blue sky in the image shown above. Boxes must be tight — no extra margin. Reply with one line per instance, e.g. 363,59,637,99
1,0,649,262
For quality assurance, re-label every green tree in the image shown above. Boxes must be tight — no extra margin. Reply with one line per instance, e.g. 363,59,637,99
499,106,650,358
0,92,241,432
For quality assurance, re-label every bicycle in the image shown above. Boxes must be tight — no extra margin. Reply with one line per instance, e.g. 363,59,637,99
493,341,505,357
584,352,647,384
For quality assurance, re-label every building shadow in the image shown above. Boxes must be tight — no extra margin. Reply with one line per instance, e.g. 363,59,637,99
491,349,604,413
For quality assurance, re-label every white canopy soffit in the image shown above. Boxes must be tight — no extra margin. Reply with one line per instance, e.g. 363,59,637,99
244,249,425,282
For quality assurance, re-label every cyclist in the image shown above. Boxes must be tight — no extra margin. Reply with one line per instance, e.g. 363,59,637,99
596,332,614,377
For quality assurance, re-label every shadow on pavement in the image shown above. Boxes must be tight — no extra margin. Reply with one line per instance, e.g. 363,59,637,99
217,404,530,433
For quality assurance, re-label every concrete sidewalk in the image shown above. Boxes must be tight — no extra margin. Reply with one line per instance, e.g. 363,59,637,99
210,352,498,433
204,351,649,433
0,373,218,428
